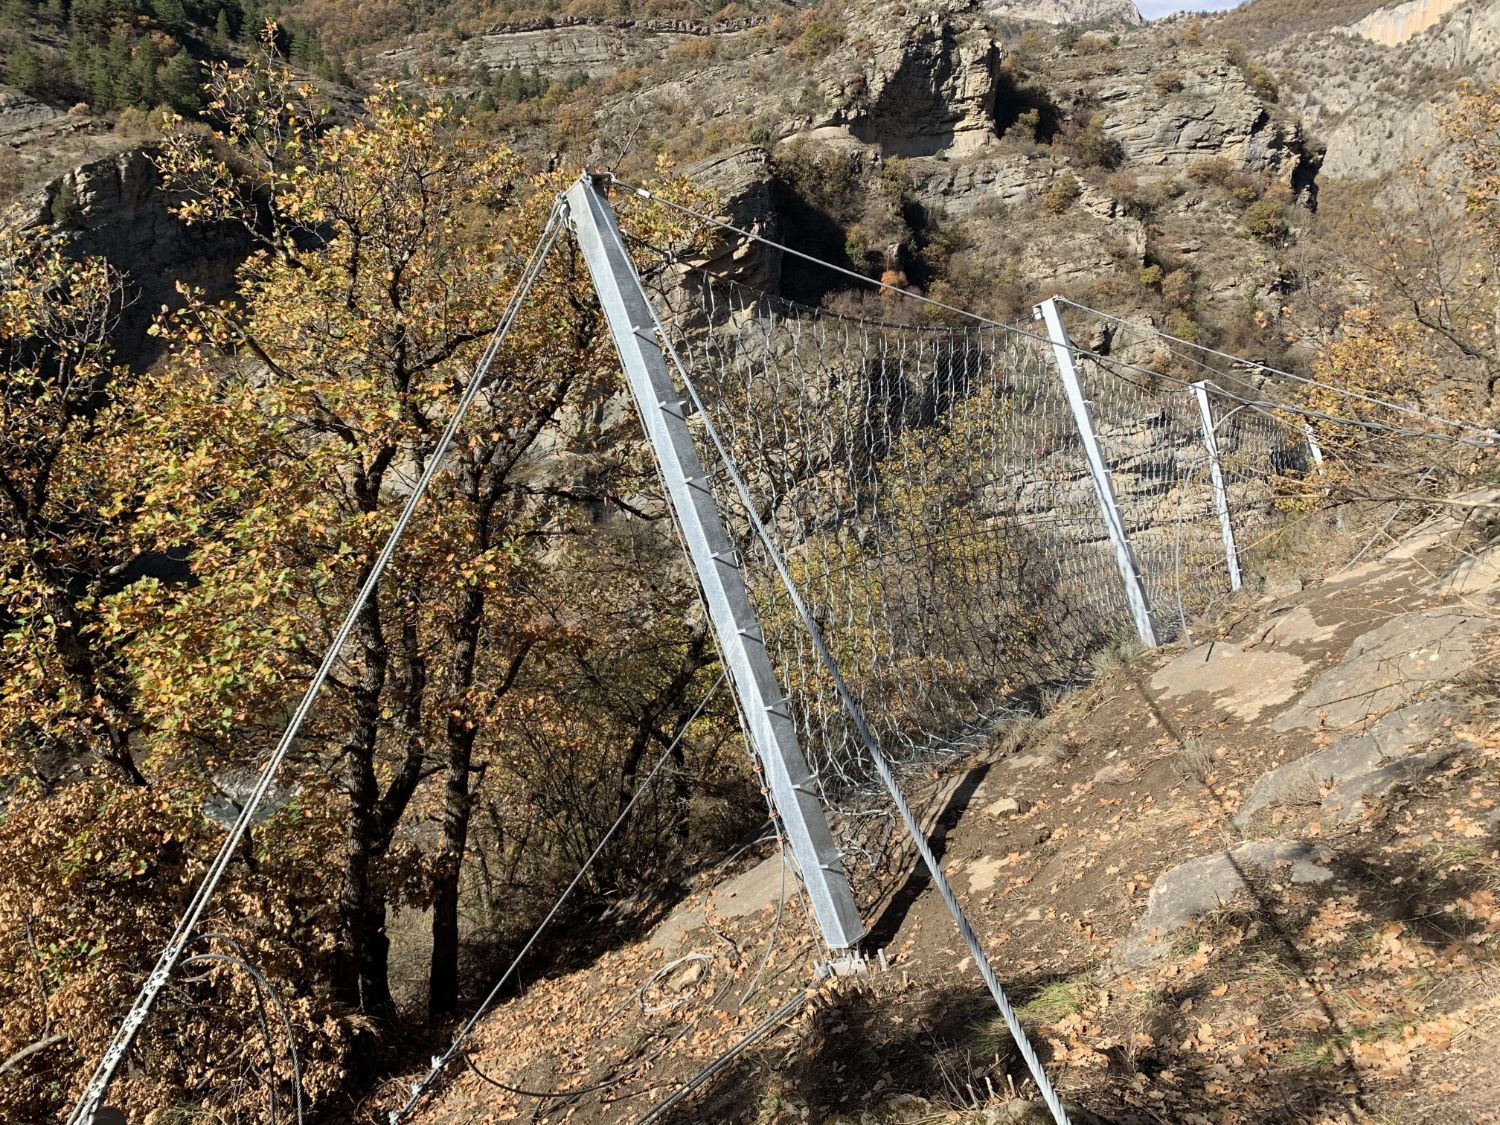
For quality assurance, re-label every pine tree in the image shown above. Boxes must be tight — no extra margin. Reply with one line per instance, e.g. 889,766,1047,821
97,29,132,108
4,46,42,93
213,6,230,43
497,63,524,102
159,47,201,114
126,35,164,108
49,178,81,227
150,0,186,34
0,0,31,32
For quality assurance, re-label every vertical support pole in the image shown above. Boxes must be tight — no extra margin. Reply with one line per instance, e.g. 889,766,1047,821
1191,381,1242,593
1036,299,1158,648
566,176,865,952
1302,423,1325,471
1303,423,1342,529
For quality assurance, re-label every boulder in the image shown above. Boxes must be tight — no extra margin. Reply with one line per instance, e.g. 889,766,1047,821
1236,700,1465,825
1272,610,1489,731
1115,839,1335,968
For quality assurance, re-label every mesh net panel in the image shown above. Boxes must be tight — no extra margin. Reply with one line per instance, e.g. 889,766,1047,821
1056,299,1490,570
625,235,1490,894
645,272,1136,814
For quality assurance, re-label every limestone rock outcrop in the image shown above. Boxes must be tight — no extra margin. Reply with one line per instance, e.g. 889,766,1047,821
984,0,1143,25
677,145,783,291
0,84,127,204
1092,54,1307,178
11,147,252,360
1349,0,1468,46
805,2,1004,158
1266,0,1500,181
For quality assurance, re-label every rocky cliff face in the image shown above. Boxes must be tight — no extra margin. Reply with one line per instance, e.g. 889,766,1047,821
9,147,251,361
366,21,760,88
0,84,130,204
985,0,1144,25
1348,0,1468,45
813,5,1004,157
567,0,1317,326
1265,0,1500,182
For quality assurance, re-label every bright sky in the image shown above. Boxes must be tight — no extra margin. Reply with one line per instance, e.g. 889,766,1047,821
1137,0,1248,17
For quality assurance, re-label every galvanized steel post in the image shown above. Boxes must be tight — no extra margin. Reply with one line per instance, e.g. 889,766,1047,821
1191,381,1242,592
565,175,865,951
1036,299,1159,648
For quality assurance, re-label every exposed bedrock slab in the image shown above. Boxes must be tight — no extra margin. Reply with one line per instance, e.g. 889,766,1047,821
649,852,787,953
1252,604,1342,650
1235,700,1465,827
1272,610,1488,731
1114,840,1335,969
1149,642,1311,721
1436,542,1500,601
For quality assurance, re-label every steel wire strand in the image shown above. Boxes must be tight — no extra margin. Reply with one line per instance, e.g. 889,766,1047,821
610,177,1492,450
633,989,811,1125
1055,296,1496,441
632,271,1074,1125
677,268,1118,783
66,198,569,1125
1066,323,1492,458
386,672,728,1122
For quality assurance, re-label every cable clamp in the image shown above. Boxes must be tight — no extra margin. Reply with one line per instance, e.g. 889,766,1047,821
815,949,884,978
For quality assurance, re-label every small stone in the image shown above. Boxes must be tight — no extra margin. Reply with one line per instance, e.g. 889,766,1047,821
985,1100,1053,1124
1114,839,1337,969
986,796,1024,816
668,959,705,991
1265,576,1305,598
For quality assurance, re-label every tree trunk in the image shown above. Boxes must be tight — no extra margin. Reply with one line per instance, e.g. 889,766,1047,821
333,596,395,1017
428,574,491,1019
427,724,473,1018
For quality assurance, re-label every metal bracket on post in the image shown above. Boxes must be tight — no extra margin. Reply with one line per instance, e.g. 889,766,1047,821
1035,299,1158,648
565,174,866,953
1191,381,1242,593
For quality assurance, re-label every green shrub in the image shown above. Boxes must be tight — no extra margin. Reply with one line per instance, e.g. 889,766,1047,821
1227,170,1266,203
1166,309,1199,342
1041,174,1082,215
1243,199,1288,242
48,179,81,227
879,156,913,199
1243,61,1279,102
1161,267,1193,310
1188,157,1236,187
790,16,843,59
1065,116,1123,170
1154,69,1184,95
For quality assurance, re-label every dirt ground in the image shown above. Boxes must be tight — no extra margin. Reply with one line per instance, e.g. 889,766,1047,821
403,500,1500,1125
